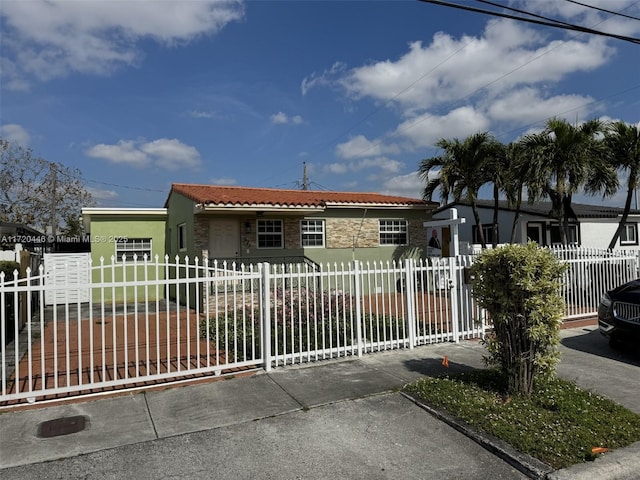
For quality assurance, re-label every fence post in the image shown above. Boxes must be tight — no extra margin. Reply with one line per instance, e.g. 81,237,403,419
448,256,460,343
404,258,416,349
261,262,272,372
353,260,363,357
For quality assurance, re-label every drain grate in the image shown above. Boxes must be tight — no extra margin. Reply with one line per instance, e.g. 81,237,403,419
37,415,88,438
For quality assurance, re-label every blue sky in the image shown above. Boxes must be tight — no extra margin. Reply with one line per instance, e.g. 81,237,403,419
1,0,639,209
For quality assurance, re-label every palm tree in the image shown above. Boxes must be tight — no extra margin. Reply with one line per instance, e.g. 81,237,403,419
419,132,502,248
482,141,510,247
501,142,530,243
605,121,640,250
521,118,617,245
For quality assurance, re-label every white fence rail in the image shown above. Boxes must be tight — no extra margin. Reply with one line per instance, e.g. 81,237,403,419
1,247,636,407
549,247,638,319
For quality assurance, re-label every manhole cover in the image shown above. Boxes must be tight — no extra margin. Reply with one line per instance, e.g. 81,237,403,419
37,415,88,438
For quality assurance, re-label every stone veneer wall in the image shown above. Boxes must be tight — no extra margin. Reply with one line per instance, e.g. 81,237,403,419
283,218,300,248
326,218,378,248
193,215,209,256
408,218,428,248
193,215,429,256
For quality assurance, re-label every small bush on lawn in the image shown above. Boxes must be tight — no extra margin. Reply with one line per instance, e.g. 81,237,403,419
404,370,640,469
200,287,413,361
470,242,567,395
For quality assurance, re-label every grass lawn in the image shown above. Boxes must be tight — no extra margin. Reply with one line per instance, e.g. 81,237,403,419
403,369,640,469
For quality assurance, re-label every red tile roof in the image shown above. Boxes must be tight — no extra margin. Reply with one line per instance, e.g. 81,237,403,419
168,183,435,209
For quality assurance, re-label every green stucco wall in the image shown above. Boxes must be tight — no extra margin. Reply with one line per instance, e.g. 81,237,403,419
88,215,167,302
165,192,197,261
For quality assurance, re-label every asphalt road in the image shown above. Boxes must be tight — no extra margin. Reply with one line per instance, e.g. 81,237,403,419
0,325,638,480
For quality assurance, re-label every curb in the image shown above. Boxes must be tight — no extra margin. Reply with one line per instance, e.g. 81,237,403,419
401,391,555,479
545,440,640,480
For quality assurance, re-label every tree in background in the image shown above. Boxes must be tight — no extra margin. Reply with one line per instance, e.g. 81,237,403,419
520,118,618,245
605,121,640,250
0,138,94,235
420,132,502,248
482,140,509,247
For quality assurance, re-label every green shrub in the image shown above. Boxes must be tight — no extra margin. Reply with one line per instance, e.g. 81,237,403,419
470,242,566,396
200,288,410,361
0,261,20,280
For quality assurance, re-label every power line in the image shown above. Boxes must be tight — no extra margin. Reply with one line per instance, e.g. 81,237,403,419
418,0,640,44
259,14,501,186
563,0,640,22
265,0,639,188
54,167,166,193
475,0,584,30
83,178,165,193
492,82,640,141
322,0,640,161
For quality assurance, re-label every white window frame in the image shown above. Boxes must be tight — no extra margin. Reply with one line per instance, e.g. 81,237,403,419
257,219,284,249
301,219,325,248
177,223,187,251
379,219,408,246
620,223,638,246
116,238,152,262
549,223,579,246
472,224,498,244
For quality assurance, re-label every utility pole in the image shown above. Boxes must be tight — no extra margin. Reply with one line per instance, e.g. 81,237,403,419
50,162,57,236
301,162,309,190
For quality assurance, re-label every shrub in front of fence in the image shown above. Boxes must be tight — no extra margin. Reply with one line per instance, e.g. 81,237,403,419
200,287,409,362
0,260,21,348
470,242,566,396
0,260,20,279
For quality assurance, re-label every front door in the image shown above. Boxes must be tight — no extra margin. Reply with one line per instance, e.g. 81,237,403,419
209,219,240,260
442,226,451,257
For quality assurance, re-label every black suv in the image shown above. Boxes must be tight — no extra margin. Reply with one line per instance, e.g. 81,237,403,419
598,279,640,347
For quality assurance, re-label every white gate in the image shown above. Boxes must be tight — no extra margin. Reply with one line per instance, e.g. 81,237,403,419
43,253,91,305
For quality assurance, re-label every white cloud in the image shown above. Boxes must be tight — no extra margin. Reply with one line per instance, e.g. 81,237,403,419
485,88,597,126
186,110,215,119
85,138,201,171
338,20,612,113
521,0,640,38
379,172,424,199
0,123,30,145
301,62,346,96
325,156,404,176
87,187,119,200
85,140,150,167
326,162,349,174
335,135,401,159
140,139,201,171
0,0,244,88
395,107,491,148
270,112,304,125
210,177,237,185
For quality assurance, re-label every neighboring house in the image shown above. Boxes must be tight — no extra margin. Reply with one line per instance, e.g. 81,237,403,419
164,183,438,266
0,221,47,253
81,208,167,302
434,200,640,250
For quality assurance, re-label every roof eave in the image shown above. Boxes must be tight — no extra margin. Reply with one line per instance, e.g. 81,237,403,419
323,202,434,210
195,204,326,214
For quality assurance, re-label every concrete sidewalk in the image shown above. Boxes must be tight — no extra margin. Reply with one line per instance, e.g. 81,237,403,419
0,327,638,479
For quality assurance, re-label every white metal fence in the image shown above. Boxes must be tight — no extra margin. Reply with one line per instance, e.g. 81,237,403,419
0,247,636,407
548,247,638,319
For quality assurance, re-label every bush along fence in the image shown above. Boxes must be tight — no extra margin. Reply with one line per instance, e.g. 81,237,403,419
0,246,636,406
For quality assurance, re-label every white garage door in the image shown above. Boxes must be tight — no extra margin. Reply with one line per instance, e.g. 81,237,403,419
44,253,91,305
